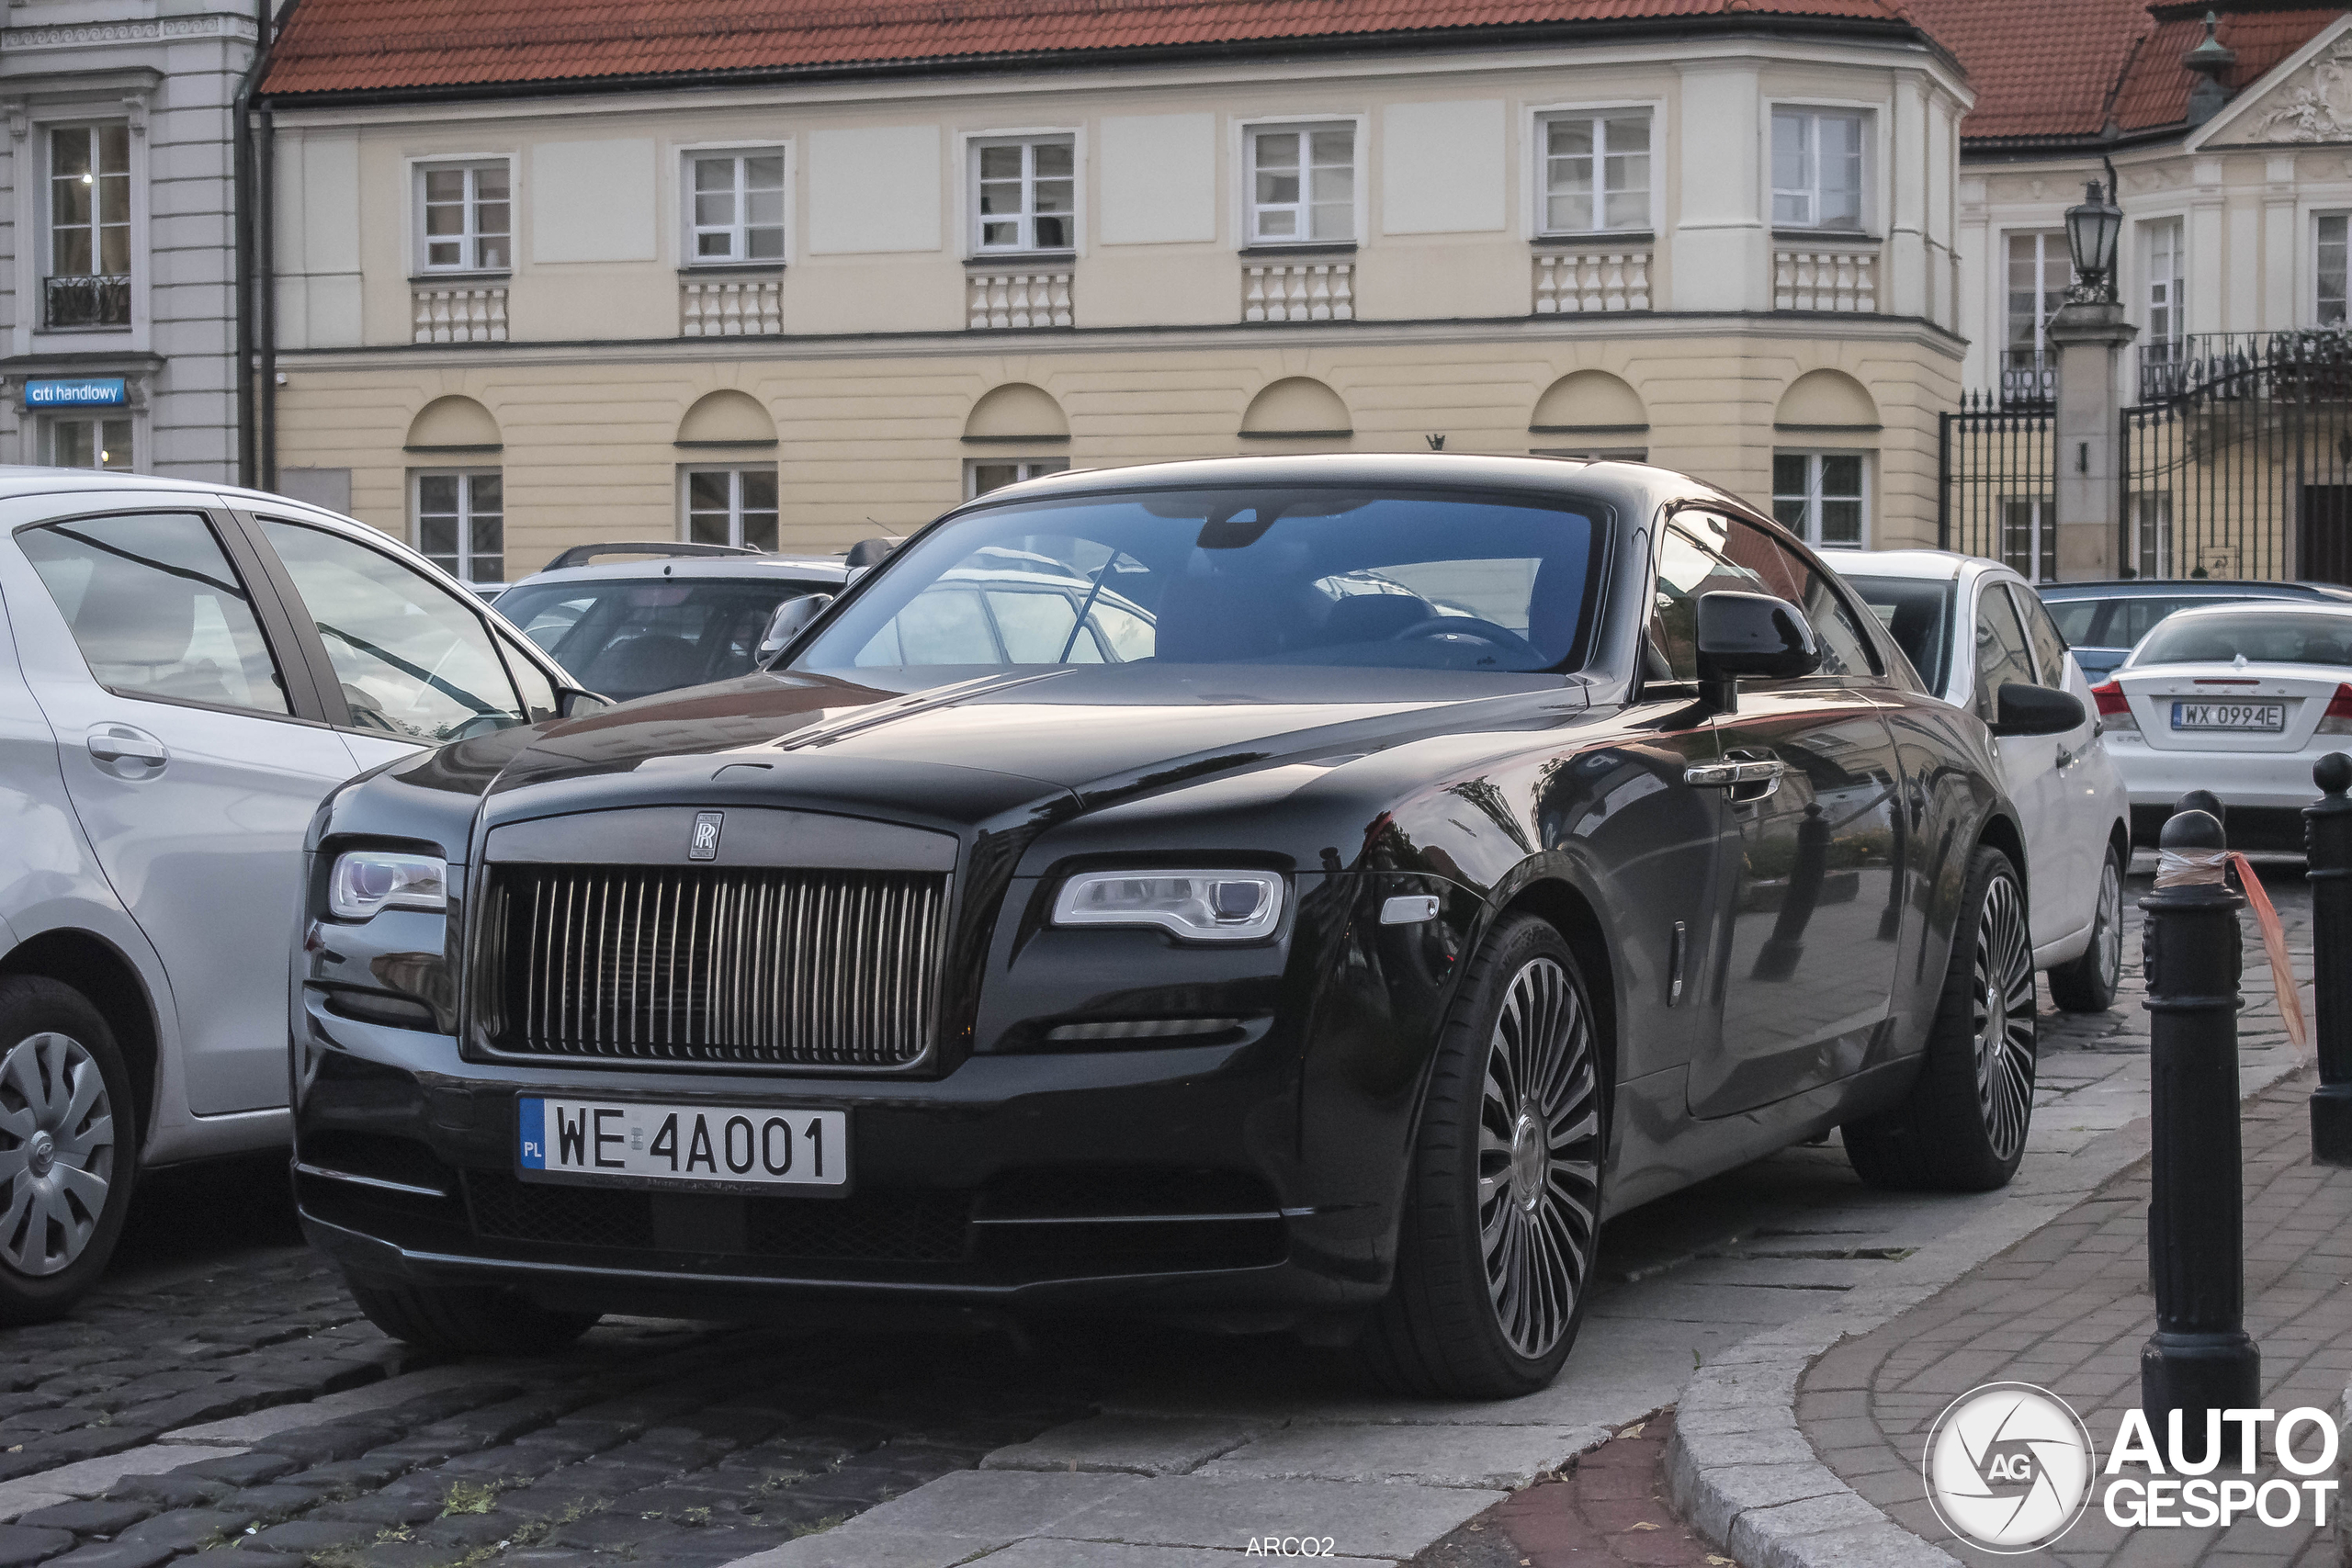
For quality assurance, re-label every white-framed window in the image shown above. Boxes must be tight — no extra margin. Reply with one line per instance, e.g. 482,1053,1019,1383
1997,494,2057,583
2131,491,2173,581
414,469,503,584
1771,452,1866,548
415,161,512,273
1537,110,1651,234
972,137,1075,254
967,457,1069,498
2004,231,2072,401
2319,213,2347,326
43,414,132,471
684,466,778,550
2144,219,2185,350
45,122,131,330
1770,108,1865,231
1247,123,1355,244
686,149,786,265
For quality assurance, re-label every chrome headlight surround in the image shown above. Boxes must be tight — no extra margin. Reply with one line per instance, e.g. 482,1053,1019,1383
328,851,448,921
1050,869,1285,942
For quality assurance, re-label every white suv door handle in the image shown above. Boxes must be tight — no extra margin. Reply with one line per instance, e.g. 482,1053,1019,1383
86,725,168,775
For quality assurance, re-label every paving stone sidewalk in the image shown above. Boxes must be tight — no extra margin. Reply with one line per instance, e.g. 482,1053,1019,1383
1801,1067,2352,1568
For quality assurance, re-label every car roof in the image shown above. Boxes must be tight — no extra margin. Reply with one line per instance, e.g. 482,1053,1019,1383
2036,578,2352,601
2149,597,2352,622
503,556,851,592
1827,548,2003,583
964,451,1718,521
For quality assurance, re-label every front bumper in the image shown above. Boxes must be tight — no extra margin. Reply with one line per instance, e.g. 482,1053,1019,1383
292,998,1408,1325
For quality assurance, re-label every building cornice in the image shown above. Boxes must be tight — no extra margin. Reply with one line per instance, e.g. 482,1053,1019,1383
278,310,1968,372
2,14,257,52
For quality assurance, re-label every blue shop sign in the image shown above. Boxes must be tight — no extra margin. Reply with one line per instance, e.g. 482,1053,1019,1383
24,378,127,409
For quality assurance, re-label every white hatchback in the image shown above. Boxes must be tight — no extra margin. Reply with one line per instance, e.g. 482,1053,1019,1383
1834,550,2132,1012
2091,599,2352,852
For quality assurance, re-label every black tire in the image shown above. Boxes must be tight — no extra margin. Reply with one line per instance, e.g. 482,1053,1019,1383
347,1279,598,1356
1844,846,2036,1192
1361,913,1606,1399
0,976,137,1325
2046,839,2125,1013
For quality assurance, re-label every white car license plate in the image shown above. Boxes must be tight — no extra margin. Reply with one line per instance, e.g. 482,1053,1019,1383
2170,702,2284,732
517,1098,846,1190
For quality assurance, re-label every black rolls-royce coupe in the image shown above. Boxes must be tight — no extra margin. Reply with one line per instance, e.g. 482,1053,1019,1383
294,455,2068,1398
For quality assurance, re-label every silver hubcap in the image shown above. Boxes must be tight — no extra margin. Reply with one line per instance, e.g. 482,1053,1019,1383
2091,856,2123,988
1478,956,1602,1360
1973,874,2036,1162
0,1034,115,1278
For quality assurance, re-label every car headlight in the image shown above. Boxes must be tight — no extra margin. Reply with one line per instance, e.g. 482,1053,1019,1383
1051,869,1284,942
328,852,448,920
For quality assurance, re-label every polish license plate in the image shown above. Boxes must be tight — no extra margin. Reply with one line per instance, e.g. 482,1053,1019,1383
2170,702,2284,732
517,1098,847,1190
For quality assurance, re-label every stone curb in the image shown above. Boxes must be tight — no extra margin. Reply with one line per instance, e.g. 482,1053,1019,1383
1664,1043,2308,1568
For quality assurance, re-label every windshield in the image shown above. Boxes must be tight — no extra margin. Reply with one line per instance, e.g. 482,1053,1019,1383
498,577,831,702
791,487,1604,685
1843,576,1953,694
2132,610,2352,669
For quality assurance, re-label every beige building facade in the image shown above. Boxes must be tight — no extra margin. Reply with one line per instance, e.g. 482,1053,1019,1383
261,18,1970,584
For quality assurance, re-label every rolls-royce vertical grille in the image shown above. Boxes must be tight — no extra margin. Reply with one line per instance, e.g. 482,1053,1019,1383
476,866,946,1068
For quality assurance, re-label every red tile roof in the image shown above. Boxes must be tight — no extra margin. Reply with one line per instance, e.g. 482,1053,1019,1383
2111,6,2340,130
1906,0,2346,146
260,0,1919,97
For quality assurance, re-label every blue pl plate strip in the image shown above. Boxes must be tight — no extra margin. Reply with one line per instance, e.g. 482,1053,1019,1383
518,1099,547,1168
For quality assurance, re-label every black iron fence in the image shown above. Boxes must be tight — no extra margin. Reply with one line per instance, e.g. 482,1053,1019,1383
1939,389,2056,580
2120,329,2352,585
42,274,130,330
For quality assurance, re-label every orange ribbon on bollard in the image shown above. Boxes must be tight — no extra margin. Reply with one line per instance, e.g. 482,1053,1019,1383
2228,852,2309,1060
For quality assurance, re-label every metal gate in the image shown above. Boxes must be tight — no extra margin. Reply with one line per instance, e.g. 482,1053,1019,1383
1939,389,2056,578
2120,330,2352,585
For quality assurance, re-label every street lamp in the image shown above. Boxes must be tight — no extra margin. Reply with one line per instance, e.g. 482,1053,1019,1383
2065,179,2123,303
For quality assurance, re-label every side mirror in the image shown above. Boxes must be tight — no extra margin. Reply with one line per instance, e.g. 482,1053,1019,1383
556,688,609,719
1990,682,2086,737
757,593,833,668
1694,591,1820,709
844,537,897,569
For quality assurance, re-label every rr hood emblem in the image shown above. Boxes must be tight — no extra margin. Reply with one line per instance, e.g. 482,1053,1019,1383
689,811,724,861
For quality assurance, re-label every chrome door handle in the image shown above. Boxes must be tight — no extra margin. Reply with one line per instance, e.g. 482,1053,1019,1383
86,725,167,775
1684,760,1783,788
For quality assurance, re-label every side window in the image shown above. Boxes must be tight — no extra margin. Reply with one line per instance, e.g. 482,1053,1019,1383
257,518,528,741
1648,515,1762,682
2010,585,2072,688
1972,585,2039,723
494,631,560,723
17,512,290,716
1722,518,1880,678
2044,597,2100,645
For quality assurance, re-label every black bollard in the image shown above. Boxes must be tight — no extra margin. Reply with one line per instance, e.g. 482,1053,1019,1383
2175,787,2226,831
2140,807,2260,1462
2311,753,2352,1168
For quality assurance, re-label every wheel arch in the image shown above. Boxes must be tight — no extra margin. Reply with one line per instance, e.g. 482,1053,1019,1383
0,929,158,1153
1976,807,2028,893
1492,875,1620,1116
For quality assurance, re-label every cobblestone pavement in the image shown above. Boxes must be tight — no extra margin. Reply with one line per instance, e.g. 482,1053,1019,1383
0,861,2286,1568
1794,866,2344,1568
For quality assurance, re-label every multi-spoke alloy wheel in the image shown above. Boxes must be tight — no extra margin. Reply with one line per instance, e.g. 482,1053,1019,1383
1971,872,2036,1165
1843,846,2036,1193
2049,843,2125,1014
0,1032,116,1278
1477,957,1602,1360
1365,913,1608,1398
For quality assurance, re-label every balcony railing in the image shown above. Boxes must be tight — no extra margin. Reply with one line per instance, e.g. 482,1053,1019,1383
412,282,508,344
1999,359,2054,409
1772,243,1879,313
43,274,130,331
967,266,1071,329
2133,330,2352,405
682,275,782,336
1243,260,1352,323
1532,248,1651,314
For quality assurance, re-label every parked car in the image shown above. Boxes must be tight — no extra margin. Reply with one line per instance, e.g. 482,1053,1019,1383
1833,551,2131,1011
0,469,590,1318
2090,600,2352,850
296,455,2062,1399
495,546,847,704
2035,579,2352,681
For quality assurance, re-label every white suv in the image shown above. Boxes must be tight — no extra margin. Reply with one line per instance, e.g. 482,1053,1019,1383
0,470,584,1318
